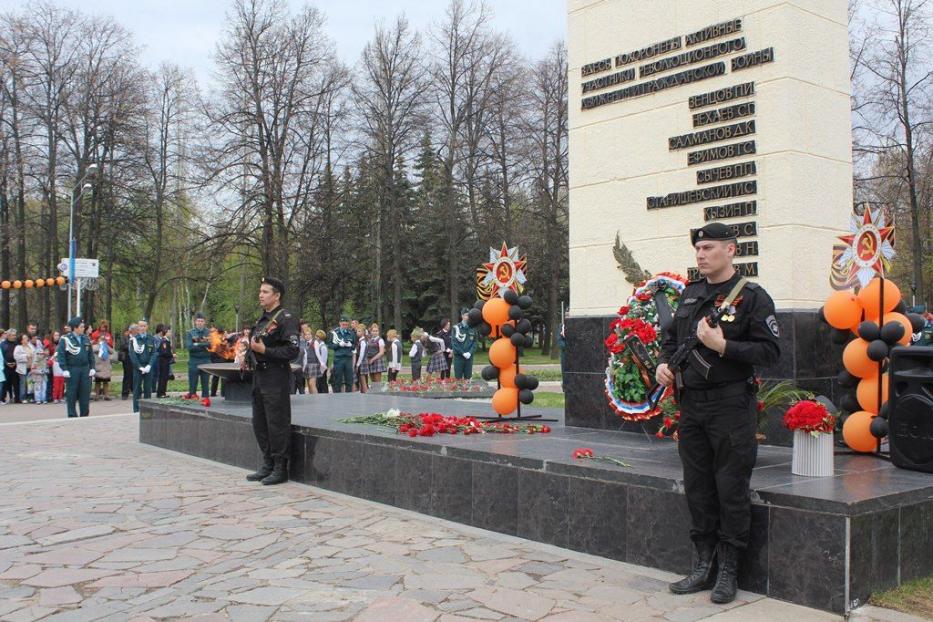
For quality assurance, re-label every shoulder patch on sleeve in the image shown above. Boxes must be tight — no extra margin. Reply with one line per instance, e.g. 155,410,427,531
289,335,299,345
766,315,780,337
744,281,761,290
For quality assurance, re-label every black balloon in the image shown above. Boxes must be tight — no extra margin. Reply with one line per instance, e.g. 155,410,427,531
467,308,483,326
478,323,491,337
524,375,539,391
837,369,859,388
894,300,907,314
840,391,861,413
879,401,890,419
514,374,531,390
481,365,499,381
516,318,532,334
907,313,925,333
869,416,889,438
857,321,880,342
502,289,519,305
518,389,534,405
818,306,828,324
510,333,525,347
473,300,485,310
880,321,905,345
831,328,852,344
867,339,889,361
501,323,515,338
508,305,523,321
517,295,533,309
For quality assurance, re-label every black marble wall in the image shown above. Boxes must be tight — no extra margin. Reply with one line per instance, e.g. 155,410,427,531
140,404,933,614
564,309,848,446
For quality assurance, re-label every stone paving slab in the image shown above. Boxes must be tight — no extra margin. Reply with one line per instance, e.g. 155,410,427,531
0,414,911,621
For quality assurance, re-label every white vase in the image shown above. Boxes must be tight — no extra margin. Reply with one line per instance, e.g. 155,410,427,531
791,430,834,477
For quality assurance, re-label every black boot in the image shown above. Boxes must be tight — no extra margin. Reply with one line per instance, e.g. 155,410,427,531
710,542,739,604
669,540,717,594
246,457,274,482
261,458,288,485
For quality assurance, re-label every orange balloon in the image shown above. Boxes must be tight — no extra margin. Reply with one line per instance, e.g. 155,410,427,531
35,279,45,287
0,281,8,289
881,312,912,346
843,411,877,453
23,280,33,288
858,278,900,318
12,280,22,289
824,291,863,330
489,337,516,368
842,339,875,378
55,276,65,285
491,387,519,416
499,365,518,388
482,297,510,328
856,374,889,413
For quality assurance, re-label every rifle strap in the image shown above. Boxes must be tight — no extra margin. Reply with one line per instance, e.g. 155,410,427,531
717,277,748,312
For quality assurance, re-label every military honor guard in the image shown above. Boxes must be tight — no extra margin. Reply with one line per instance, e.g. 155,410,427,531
129,320,159,413
244,277,300,485
56,317,95,418
657,223,781,603
452,308,478,379
329,315,357,393
186,312,212,397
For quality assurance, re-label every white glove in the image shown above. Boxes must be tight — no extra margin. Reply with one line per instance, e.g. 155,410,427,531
140,365,151,374
463,352,471,359
62,370,71,379
89,369,96,378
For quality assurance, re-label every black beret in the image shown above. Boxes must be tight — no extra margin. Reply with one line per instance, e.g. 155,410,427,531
690,223,737,246
67,316,84,329
194,312,205,320
261,276,285,298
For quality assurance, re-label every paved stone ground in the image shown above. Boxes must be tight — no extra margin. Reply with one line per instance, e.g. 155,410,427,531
0,414,922,621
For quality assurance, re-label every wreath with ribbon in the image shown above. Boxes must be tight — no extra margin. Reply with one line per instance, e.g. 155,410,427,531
604,272,688,420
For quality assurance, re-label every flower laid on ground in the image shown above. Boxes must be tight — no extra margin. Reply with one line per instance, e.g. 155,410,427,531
783,400,836,436
201,397,211,407
571,447,630,468
382,377,488,394
341,411,551,437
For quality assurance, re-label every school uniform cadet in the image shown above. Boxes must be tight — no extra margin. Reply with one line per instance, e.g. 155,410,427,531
452,308,478,379
186,312,212,397
129,320,159,413
329,315,357,393
245,277,300,485
657,223,781,604
57,317,95,418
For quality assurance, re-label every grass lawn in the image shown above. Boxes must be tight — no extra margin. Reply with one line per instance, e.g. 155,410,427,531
869,577,933,619
530,392,565,409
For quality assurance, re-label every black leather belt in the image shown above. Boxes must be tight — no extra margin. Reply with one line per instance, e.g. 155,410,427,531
254,361,288,371
681,379,753,402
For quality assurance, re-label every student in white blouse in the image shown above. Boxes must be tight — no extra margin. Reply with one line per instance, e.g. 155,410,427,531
386,329,402,381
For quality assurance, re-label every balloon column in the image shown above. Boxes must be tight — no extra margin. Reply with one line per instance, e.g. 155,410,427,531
820,277,925,452
466,289,540,418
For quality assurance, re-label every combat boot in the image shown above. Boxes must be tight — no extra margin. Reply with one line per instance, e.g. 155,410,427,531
669,540,717,594
261,458,288,485
710,542,739,603
246,457,274,482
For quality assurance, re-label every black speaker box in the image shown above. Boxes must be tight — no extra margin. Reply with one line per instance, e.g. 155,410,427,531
889,346,933,473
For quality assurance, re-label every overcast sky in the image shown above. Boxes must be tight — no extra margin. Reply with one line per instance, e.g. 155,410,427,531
1,0,566,87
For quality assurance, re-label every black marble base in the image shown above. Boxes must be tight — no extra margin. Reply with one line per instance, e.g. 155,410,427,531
563,309,849,446
139,393,933,614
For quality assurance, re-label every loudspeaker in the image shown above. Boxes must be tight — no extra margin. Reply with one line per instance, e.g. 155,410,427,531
888,346,933,473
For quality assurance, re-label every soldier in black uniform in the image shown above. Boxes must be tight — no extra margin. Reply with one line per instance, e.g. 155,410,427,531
657,223,780,604
244,277,300,486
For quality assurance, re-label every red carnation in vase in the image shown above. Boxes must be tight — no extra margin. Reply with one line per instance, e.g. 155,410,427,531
783,400,835,434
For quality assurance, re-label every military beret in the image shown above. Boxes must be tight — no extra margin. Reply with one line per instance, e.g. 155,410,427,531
690,222,737,246
261,276,285,298
340,314,350,322
460,307,470,316
67,316,84,328
194,312,205,320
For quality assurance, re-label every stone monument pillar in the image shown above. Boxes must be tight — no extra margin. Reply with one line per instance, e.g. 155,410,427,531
564,1,852,437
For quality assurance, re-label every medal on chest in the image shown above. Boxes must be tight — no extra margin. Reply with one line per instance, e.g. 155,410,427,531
715,294,743,323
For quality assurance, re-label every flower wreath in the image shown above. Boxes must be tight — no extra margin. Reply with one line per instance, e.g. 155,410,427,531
604,272,688,420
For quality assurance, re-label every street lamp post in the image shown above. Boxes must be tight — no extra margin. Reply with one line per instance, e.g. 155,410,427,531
67,164,97,319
